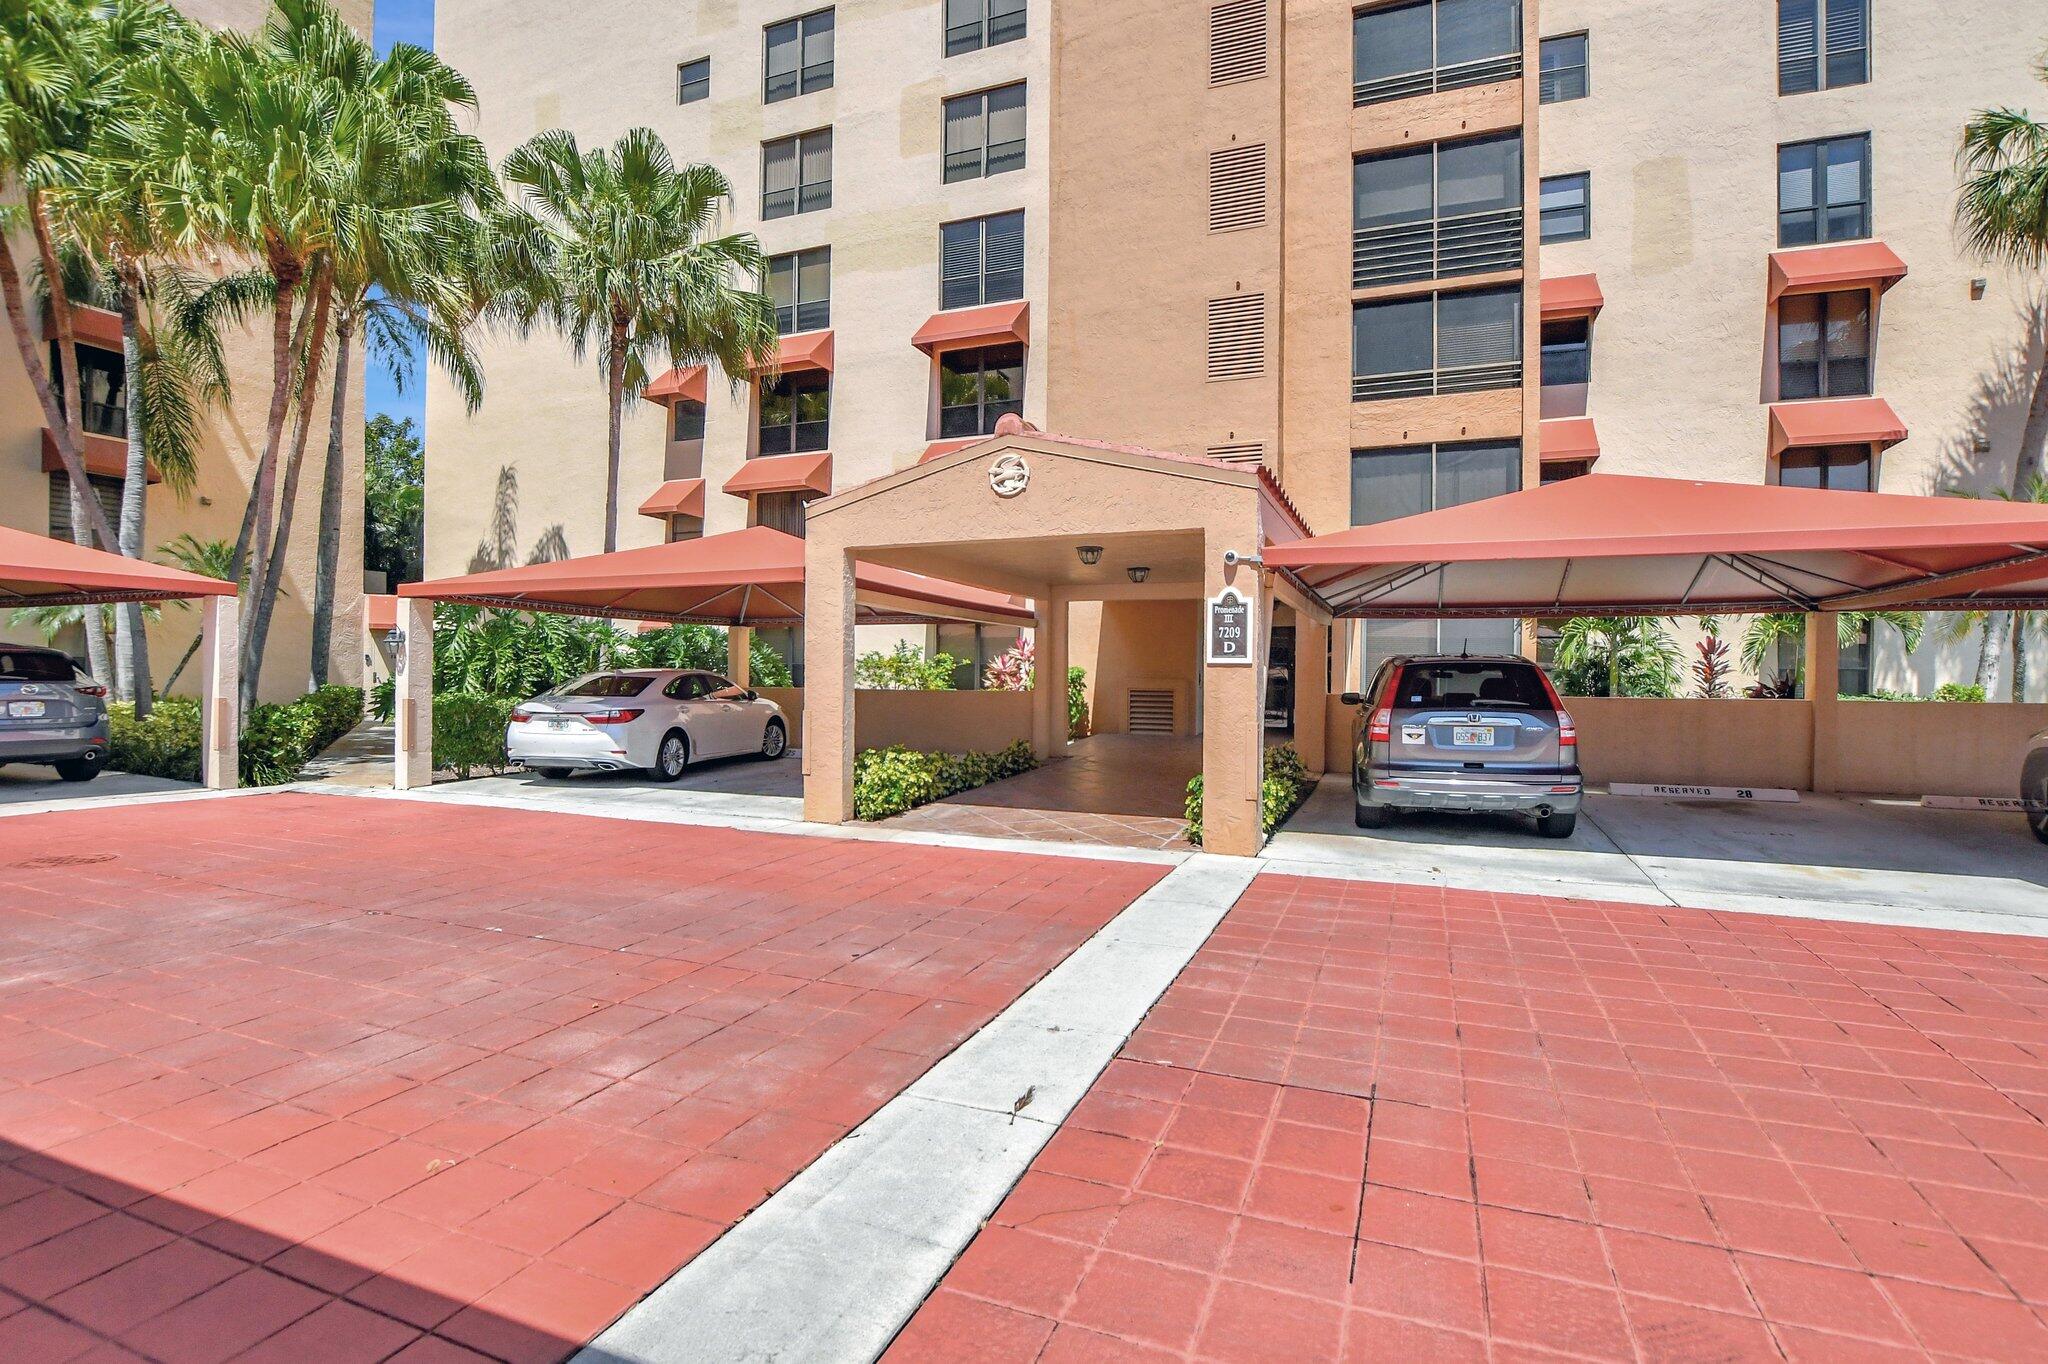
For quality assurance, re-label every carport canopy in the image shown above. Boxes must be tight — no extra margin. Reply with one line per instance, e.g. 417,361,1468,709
1267,473,2048,617
0,523,241,789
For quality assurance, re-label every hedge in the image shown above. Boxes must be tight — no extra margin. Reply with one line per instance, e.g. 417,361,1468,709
1183,743,1312,847
434,694,517,779
853,739,1036,820
108,684,365,787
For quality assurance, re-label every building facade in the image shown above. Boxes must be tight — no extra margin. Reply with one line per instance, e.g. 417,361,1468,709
426,0,2048,707
0,0,372,704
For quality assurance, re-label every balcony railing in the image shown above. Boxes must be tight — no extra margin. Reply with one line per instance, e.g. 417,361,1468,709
1353,207,1523,289
1353,51,1523,108
1352,359,1522,402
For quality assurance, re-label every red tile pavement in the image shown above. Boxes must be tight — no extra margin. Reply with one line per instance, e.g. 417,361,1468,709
0,793,1164,1363
889,874,2048,1362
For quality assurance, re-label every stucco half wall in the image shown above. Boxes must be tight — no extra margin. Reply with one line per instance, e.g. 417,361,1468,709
752,687,1032,755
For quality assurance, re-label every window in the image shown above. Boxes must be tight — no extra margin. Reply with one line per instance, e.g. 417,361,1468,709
47,471,120,542
1778,0,1867,95
1539,172,1589,242
943,83,1026,183
940,210,1025,309
754,626,804,686
762,129,832,219
1777,443,1873,491
49,342,126,438
946,0,1026,56
1353,0,1522,107
768,247,830,334
764,8,833,102
1210,0,1269,85
754,491,811,536
1352,132,1521,287
564,674,653,697
668,514,704,543
1777,289,1870,398
678,57,710,104
1352,285,1521,400
939,343,1023,438
1778,134,1869,244
935,623,1023,689
1540,317,1590,387
663,673,718,700
1838,619,1871,696
759,372,829,454
672,400,706,442
1538,33,1587,102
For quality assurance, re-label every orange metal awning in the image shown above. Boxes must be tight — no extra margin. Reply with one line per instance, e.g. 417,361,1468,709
42,303,122,351
1539,417,1600,463
755,330,834,375
911,300,1030,355
642,365,707,406
0,522,233,607
41,430,160,484
1767,241,1908,301
1768,397,1907,455
1541,274,1604,321
722,452,833,498
637,478,707,520
366,593,398,634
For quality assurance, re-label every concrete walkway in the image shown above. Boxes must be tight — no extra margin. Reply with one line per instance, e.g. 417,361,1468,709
297,718,396,787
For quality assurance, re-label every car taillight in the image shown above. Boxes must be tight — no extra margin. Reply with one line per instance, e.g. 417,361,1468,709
1368,708,1392,743
583,709,643,725
508,709,532,724
1557,711,1576,748
74,683,107,698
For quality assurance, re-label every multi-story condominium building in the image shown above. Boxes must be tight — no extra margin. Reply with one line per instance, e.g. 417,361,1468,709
427,0,2048,714
0,0,372,704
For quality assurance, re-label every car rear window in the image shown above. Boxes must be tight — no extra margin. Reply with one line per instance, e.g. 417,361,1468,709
1393,662,1549,709
561,674,652,698
0,651,73,683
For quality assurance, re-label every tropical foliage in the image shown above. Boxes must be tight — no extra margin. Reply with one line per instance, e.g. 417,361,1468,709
980,640,1090,736
1550,617,1683,698
1737,611,1925,696
855,641,965,690
364,414,424,587
1691,618,1735,699
107,683,360,784
1184,744,1312,846
852,740,1036,821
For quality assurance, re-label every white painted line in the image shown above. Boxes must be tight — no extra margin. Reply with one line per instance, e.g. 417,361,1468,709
0,781,287,820
1607,782,1799,803
577,854,1261,1364
1921,794,2026,812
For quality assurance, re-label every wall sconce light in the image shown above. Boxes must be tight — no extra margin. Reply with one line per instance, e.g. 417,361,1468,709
385,626,406,654
1076,545,1103,566
1127,566,1150,584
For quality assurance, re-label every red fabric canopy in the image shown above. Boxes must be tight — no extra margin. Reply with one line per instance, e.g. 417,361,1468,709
0,523,234,608
1266,474,2048,617
401,525,1030,626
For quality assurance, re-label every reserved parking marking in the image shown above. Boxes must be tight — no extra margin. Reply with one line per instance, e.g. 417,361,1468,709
1608,782,1800,803
1921,794,2027,812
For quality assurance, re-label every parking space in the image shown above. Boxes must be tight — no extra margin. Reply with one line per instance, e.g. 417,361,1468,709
1271,778,2048,934
890,870,2048,1362
0,791,1163,1364
0,764,196,808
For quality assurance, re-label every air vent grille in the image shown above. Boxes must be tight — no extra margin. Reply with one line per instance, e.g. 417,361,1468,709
1128,690,1175,734
1206,293,1266,381
1208,0,1268,85
1208,144,1269,233
1206,442,1265,466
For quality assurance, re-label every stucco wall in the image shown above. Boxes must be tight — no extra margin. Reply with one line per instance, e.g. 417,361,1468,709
1086,599,1200,736
758,685,1034,754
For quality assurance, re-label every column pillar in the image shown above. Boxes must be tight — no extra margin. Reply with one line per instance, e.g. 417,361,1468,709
1032,592,1069,759
393,596,435,790
1200,535,1267,856
802,546,857,823
199,594,239,790
1295,613,1330,776
729,625,751,689
1804,612,1840,794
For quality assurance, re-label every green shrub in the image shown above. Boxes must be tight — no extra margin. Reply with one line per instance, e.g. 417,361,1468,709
853,739,1035,820
109,687,363,787
855,641,963,690
747,641,796,688
1068,665,1089,738
302,685,366,750
1933,683,1986,703
1184,743,1314,846
107,698,203,782
241,702,319,786
434,694,516,779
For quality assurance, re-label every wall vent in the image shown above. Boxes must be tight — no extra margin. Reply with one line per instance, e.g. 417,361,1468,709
1206,441,1265,466
1208,0,1269,85
1208,144,1269,233
1205,293,1266,381
1128,689,1176,734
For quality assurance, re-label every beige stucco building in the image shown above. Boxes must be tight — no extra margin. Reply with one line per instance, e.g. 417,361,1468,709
0,0,371,704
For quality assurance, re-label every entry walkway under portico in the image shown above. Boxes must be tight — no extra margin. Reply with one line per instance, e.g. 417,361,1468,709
885,734,1198,850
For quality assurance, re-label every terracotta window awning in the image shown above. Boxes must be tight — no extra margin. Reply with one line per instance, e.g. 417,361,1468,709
1768,396,1907,455
637,477,706,520
42,429,160,484
756,330,834,375
911,300,1030,356
1541,274,1604,321
722,451,833,497
1767,241,1907,301
1539,417,1600,464
0,521,232,607
41,303,122,351
919,437,986,464
642,365,707,406
366,593,398,634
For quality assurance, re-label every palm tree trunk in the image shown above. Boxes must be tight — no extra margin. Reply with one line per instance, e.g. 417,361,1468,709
1977,613,2009,693
309,315,353,685
244,268,333,711
235,249,304,679
2012,309,2048,494
2015,616,2030,702
161,629,201,695
604,319,627,554
116,276,153,718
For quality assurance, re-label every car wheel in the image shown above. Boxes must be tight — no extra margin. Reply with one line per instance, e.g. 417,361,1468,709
759,719,787,760
649,730,689,783
534,767,573,781
1354,797,1390,829
54,754,103,783
1537,810,1577,839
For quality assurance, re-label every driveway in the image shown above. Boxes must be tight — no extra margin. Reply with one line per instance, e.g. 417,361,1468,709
1270,778,2048,934
0,791,1163,1364
0,764,195,807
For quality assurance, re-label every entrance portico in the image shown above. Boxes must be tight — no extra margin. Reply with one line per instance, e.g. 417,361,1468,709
802,424,1326,856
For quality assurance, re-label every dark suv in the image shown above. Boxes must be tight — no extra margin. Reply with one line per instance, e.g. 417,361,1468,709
0,645,111,782
1342,654,1581,838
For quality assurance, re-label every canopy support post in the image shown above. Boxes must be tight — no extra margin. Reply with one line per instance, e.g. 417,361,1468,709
801,547,857,824
1031,591,1070,760
730,626,751,689
393,597,435,790
199,594,239,790
1295,613,1329,776
1804,612,1840,794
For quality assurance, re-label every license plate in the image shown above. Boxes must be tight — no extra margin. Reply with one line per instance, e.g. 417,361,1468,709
1451,726,1494,746
545,718,571,730
7,701,45,718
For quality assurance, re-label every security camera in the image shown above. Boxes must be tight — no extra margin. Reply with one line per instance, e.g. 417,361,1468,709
1223,550,1264,568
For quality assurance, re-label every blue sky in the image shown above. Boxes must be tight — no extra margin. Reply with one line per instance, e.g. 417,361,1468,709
364,0,435,432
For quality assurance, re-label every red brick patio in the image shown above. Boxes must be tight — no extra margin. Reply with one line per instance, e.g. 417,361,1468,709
0,793,1164,1364
889,874,2048,1362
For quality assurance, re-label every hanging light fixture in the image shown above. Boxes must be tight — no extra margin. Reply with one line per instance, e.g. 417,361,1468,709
1126,566,1150,584
1076,545,1104,566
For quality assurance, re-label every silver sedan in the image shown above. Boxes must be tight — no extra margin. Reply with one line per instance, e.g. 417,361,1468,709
507,669,788,781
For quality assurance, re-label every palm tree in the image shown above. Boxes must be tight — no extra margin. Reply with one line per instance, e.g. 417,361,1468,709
1739,611,1925,696
1553,617,1682,697
1942,475,2048,695
154,533,236,693
495,127,776,553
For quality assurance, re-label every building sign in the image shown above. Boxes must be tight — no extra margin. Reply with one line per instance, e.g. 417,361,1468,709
1206,588,1254,665
988,453,1029,497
